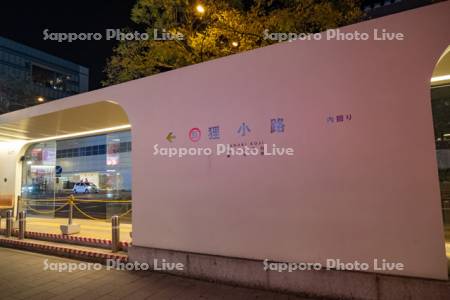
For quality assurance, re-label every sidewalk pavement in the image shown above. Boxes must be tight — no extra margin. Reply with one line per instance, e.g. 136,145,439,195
0,247,314,300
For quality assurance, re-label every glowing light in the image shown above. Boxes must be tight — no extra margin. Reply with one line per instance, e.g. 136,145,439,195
37,97,45,103
196,4,205,13
28,124,131,143
232,41,239,47
30,165,54,169
431,74,450,83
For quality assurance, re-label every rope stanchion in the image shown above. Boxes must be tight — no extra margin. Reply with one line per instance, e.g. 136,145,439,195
72,203,101,220
23,198,131,203
22,196,132,219
24,202,69,215
73,203,132,220
117,208,132,218
73,199,132,203
22,198,70,203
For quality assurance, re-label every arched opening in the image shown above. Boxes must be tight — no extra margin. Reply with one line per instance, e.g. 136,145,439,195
1,100,132,242
431,45,450,274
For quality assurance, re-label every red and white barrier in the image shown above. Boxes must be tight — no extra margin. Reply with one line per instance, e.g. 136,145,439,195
0,237,128,263
0,229,130,251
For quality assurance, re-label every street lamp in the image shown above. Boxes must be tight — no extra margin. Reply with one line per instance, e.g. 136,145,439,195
37,96,45,103
196,4,205,14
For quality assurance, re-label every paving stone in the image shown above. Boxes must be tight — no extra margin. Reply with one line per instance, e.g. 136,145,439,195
0,247,315,300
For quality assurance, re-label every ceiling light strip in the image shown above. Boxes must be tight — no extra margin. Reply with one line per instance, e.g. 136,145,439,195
28,124,131,143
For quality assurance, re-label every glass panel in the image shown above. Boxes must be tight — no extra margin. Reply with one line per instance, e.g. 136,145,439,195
106,132,132,222
21,141,57,217
431,85,450,258
21,131,132,224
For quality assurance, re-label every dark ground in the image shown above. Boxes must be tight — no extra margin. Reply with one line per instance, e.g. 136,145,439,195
0,247,314,300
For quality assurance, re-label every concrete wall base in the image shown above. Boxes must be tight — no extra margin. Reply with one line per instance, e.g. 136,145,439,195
129,246,450,300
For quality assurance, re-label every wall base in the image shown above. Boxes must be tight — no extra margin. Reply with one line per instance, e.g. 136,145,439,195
129,246,450,300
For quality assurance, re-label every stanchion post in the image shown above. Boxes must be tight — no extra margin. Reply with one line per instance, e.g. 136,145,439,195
6,210,13,237
69,195,73,225
60,195,80,235
15,196,23,228
18,211,26,240
112,215,120,252
15,195,21,222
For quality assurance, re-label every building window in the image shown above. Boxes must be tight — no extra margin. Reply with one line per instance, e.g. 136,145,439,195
31,64,75,93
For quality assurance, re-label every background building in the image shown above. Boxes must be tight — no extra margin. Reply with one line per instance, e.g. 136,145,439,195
0,36,88,112
363,0,434,18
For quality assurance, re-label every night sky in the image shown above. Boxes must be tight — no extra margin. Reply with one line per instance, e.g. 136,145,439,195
0,0,386,91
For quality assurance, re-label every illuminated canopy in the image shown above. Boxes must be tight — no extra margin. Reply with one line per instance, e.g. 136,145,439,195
432,45,450,86
0,101,129,142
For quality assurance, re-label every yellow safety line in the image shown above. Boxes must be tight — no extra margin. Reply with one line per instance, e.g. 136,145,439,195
72,203,132,220
74,199,131,203
23,199,131,203
23,199,68,203
72,203,99,220
24,203,69,214
22,196,132,219
117,208,133,218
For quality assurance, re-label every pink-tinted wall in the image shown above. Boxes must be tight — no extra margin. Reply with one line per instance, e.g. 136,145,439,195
123,2,449,280
0,1,449,280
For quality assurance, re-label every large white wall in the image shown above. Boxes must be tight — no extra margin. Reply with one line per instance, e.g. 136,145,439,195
0,1,449,280
122,2,450,280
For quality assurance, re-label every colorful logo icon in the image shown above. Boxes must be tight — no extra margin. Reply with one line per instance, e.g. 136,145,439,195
189,128,201,142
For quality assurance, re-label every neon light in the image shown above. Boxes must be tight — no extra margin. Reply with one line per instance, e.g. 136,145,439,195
28,124,131,143
431,74,450,83
0,131,28,139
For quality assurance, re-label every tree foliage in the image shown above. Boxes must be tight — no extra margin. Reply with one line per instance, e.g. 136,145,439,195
0,72,36,114
103,0,363,86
